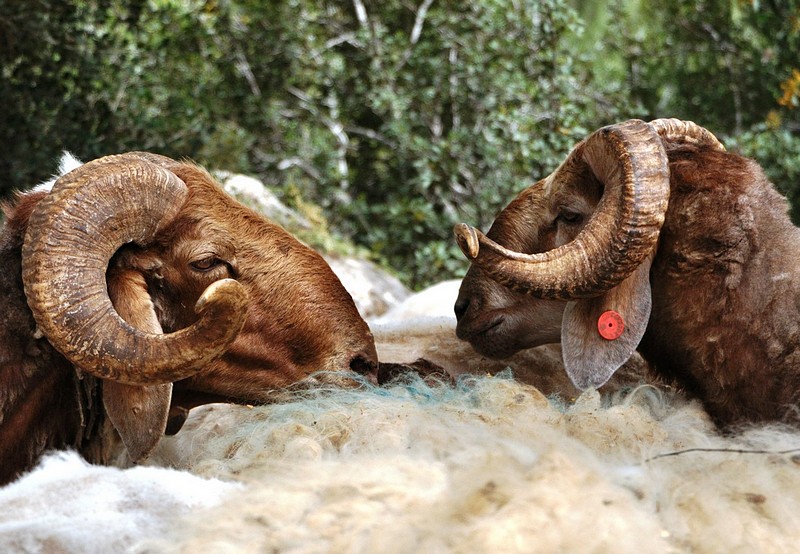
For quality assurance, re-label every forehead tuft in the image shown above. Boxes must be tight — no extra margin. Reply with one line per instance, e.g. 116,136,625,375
32,152,84,193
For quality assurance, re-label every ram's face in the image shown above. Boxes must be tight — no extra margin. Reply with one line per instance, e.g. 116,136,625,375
118,164,378,401
454,171,601,359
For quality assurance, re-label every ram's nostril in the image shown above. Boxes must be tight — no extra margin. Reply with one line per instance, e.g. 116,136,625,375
349,354,377,376
454,297,470,321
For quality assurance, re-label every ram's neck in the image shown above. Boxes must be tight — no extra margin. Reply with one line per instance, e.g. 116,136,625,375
639,166,800,425
0,225,102,485
0,363,94,485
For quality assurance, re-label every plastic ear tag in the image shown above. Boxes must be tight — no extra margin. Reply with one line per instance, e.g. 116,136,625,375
597,310,624,340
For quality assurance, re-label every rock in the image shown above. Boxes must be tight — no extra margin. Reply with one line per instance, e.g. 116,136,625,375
324,254,411,319
372,279,461,323
217,171,312,231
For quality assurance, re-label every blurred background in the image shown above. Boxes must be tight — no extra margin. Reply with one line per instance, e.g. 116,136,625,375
1,0,798,289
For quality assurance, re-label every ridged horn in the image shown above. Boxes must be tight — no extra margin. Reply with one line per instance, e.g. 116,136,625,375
454,119,670,300
648,118,725,151
22,154,248,385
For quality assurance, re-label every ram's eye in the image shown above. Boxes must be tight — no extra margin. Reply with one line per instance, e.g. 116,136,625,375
558,211,583,225
190,257,220,272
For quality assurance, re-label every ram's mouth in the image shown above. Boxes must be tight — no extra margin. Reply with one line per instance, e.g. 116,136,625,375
349,354,379,385
476,316,505,336
455,313,522,360
455,312,505,343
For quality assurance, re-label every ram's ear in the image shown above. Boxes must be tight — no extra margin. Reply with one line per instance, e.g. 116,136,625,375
103,267,171,461
103,381,172,461
561,256,653,390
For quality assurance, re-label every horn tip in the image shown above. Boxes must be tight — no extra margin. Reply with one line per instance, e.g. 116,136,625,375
196,278,248,313
454,223,480,259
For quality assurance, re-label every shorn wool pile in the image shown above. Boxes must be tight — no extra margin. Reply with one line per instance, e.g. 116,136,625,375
139,376,800,553
3,308,800,552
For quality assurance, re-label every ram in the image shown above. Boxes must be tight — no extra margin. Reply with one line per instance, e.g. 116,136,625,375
454,118,800,426
0,152,378,485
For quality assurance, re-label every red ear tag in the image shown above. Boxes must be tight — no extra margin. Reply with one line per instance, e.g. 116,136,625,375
597,310,624,340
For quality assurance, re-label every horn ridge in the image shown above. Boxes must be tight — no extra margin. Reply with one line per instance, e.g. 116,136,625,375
649,118,725,151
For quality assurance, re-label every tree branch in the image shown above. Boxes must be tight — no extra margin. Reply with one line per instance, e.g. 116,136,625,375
394,0,435,73
410,0,435,45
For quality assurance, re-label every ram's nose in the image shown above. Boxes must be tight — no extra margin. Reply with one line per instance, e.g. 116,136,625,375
454,297,470,322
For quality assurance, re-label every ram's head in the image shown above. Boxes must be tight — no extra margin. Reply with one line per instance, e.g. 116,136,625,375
21,152,377,460
453,119,723,391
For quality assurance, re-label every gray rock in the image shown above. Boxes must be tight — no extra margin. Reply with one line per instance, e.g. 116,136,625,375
216,171,312,231
324,255,411,319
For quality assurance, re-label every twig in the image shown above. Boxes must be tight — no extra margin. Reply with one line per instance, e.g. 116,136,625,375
409,0,435,45
343,125,396,148
352,0,368,28
234,44,261,97
644,446,800,463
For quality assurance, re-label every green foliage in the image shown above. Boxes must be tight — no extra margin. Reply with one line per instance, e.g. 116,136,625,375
603,0,800,133
0,0,97,188
2,0,798,288
730,125,800,223
249,0,627,286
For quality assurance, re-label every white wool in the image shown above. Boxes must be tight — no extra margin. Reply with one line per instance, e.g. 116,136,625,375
32,151,83,192
9,375,800,553
4,312,800,553
0,451,239,553
132,378,800,554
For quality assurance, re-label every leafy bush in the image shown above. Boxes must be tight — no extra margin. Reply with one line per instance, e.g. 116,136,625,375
2,0,798,288
192,0,629,286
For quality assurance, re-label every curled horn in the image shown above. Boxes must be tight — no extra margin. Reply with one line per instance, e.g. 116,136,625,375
454,119,670,300
22,154,248,385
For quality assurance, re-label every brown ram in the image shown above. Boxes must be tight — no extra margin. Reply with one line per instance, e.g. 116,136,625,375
0,152,378,485
454,118,800,426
